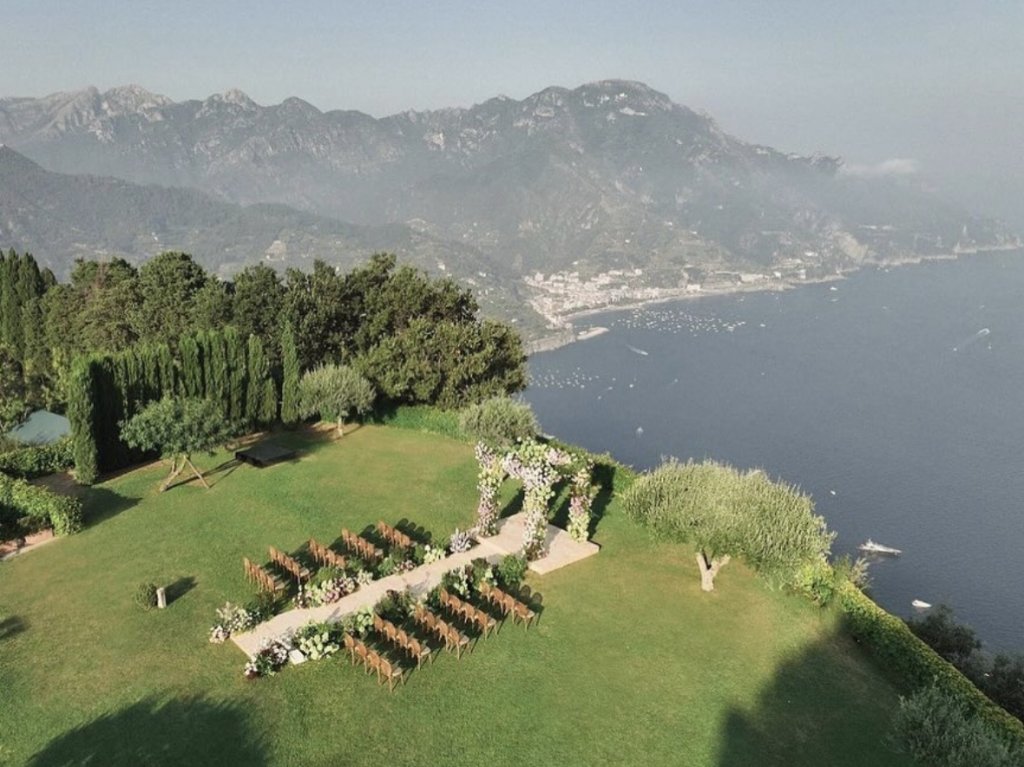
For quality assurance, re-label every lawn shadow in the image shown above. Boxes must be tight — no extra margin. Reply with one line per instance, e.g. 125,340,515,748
0,615,26,642
713,628,913,767
165,576,197,604
27,695,267,767
82,487,139,527
499,487,525,519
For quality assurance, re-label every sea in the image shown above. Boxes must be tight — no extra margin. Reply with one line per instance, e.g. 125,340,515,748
525,251,1024,652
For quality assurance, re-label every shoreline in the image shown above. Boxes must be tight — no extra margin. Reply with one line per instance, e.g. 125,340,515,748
525,246,1021,355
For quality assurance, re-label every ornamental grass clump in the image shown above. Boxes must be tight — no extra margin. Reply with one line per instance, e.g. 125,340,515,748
134,582,158,612
447,528,473,554
209,602,257,643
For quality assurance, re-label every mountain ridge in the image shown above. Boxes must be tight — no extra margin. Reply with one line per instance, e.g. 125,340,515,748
1,80,1018,328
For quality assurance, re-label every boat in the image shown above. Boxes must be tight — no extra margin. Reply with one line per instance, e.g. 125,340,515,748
911,600,932,609
858,539,902,555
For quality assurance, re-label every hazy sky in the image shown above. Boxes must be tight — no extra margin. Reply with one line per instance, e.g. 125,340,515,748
2,0,1022,225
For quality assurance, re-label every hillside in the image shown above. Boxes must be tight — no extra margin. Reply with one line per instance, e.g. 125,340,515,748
0,146,538,329
1,81,1018,325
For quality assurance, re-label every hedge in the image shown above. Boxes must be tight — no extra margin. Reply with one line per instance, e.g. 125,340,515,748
0,438,75,480
0,472,84,536
837,582,1024,749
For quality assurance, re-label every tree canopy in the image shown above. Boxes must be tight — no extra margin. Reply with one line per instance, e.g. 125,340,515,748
622,458,834,591
120,397,233,491
298,364,375,436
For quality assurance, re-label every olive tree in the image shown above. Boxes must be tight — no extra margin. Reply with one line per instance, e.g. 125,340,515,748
459,396,539,446
622,458,833,592
120,397,234,491
298,364,375,436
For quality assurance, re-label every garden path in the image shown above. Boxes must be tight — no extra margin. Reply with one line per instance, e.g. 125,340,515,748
231,512,599,657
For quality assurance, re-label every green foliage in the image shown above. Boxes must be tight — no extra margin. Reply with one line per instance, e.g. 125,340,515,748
622,458,833,586
0,438,74,479
67,357,100,485
223,327,248,423
244,591,283,624
907,604,984,670
985,654,1024,723
355,317,527,409
121,397,233,461
374,588,414,624
892,683,1022,767
837,583,1024,747
131,252,211,344
245,335,277,426
280,320,300,427
0,472,84,536
496,554,529,591
294,621,341,661
233,264,286,358
297,364,375,433
134,582,159,612
458,396,539,446
793,555,868,607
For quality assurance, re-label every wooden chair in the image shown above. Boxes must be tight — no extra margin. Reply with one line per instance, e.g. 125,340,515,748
475,608,497,638
343,633,357,664
408,637,432,668
373,613,384,633
378,657,404,692
513,601,536,630
365,650,382,680
354,640,369,669
384,621,398,645
445,626,470,659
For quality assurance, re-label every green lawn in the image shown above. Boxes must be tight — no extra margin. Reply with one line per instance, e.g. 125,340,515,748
0,426,913,767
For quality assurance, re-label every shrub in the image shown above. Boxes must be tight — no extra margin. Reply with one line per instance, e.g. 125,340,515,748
422,543,447,565
0,472,84,536
244,591,282,623
345,606,375,638
440,566,471,598
244,638,290,679
375,588,414,623
496,554,529,590
984,654,1024,723
459,396,539,447
469,558,496,593
0,438,75,479
294,621,341,661
892,683,1022,767
447,528,472,554
907,604,984,670
209,602,257,643
837,583,1024,747
134,583,158,611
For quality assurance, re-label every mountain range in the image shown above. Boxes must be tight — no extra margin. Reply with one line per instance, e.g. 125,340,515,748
0,80,1017,331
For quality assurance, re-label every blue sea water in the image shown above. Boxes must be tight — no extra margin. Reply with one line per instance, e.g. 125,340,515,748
525,252,1024,651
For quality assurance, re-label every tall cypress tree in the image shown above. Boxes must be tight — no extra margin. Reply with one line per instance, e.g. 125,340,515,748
280,320,300,426
245,334,275,426
224,326,246,424
179,335,203,398
67,356,99,485
207,330,229,416
0,250,22,354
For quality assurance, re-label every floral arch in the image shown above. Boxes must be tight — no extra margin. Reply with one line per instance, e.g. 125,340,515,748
474,441,594,559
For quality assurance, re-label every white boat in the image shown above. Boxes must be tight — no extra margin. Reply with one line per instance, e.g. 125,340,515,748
858,539,902,555
911,600,932,609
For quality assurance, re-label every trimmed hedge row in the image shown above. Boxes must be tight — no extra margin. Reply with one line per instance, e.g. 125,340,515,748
0,438,74,480
0,472,84,536
837,582,1024,748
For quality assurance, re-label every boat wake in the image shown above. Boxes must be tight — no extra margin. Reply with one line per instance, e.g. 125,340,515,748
626,344,649,356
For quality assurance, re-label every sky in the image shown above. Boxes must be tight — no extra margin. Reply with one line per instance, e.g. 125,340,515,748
2,0,1022,225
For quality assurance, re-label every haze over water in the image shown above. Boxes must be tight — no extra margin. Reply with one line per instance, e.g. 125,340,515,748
526,251,1024,651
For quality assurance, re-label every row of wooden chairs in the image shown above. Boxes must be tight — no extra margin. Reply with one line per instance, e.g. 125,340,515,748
439,589,498,637
269,546,311,582
414,604,471,658
342,634,404,692
242,556,285,593
340,528,383,564
376,520,415,552
372,613,433,669
308,537,347,571
480,581,537,629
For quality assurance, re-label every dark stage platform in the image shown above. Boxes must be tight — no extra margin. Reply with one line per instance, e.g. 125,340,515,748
235,443,297,468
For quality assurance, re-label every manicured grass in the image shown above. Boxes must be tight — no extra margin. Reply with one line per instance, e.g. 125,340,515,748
0,426,913,766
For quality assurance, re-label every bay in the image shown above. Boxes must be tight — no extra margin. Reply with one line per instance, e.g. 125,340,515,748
525,251,1024,651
